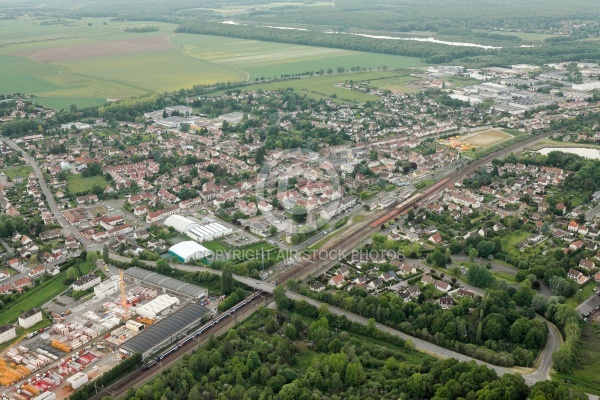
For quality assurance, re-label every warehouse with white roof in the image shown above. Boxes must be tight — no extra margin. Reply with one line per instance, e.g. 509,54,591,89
135,294,180,319
164,215,199,234
169,241,213,263
163,214,232,242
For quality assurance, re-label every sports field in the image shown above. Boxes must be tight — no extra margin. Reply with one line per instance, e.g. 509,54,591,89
461,129,514,148
0,17,424,109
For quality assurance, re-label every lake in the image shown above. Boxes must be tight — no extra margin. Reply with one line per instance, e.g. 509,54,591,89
537,147,600,160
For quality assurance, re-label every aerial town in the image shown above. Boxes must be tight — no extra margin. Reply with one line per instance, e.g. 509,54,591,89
1,58,600,400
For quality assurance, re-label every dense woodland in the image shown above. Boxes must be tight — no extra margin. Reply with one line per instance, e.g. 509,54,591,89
121,297,585,400
176,22,600,66
296,276,547,367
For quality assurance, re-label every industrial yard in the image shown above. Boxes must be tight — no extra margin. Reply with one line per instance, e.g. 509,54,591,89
0,266,213,400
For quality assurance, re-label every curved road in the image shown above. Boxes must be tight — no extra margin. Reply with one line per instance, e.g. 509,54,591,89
6,133,565,389
109,252,560,386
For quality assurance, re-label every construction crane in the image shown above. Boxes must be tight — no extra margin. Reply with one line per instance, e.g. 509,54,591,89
120,269,129,322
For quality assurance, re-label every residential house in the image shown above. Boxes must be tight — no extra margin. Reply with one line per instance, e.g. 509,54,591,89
328,274,345,288
310,282,326,292
439,296,455,309
435,280,451,292
579,259,595,271
567,269,589,284
429,233,443,244
368,278,383,290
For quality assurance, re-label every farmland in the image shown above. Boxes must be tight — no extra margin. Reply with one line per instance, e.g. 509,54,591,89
0,17,424,109
208,70,429,104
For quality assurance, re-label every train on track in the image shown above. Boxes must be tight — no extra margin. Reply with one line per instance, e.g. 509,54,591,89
140,291,263,371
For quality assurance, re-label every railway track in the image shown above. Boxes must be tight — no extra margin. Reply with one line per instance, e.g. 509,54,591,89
91,294,269,400
274,131,553,283
92,131,551,399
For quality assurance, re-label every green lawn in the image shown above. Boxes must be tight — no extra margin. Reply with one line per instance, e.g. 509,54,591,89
566,282,596,307
210,70,427,104
66,174,108,193
553,323,600,395
501,230,530,247
0,274,68,326
1,165,33,180
0,315,52,353
415,179,436,190
202,240,232,252
492,271,519,285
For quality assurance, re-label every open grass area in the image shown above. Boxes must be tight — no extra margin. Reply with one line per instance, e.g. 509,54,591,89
492,271,519,285
201,240,232,253
0,274,68,326
0,18,423,108
1,165,33,180
461,129,514,148
0,315,52,353
174,33,423,82
565,282,596,308
553,323,600,395
66,174,108,193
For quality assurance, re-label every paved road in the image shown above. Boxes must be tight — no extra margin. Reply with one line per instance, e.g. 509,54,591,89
525,317,562,382
2,138,89,245
452,255,553,297
110,252,561,387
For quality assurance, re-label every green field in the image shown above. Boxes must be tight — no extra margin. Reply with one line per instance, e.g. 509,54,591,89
492,271,519,285
554,323,600,395
1,165,33,180
0,18,424,108
66,174,108,193
211,70,427,103
0,274,68,326
174,33,424,81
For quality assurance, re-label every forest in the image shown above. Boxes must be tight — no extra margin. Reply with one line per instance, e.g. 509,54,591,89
122,297,585,400
176,22,600,66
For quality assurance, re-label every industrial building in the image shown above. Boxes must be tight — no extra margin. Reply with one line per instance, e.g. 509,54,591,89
168,241,213,263
123,267,208,302
164,214,232,242
164,215,200,233
66,372,88,390
94,276,120,299
118,303,209,359
19,308,42,329
125,320,145,333
135,294,180,319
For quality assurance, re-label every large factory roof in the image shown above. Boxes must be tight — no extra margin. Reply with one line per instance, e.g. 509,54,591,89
124,267,207,300
163,215,199,233
119,303,209,356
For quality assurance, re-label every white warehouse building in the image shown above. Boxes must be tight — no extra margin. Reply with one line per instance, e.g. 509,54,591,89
169,241,213,263
94,276,120,300
135,294,180,319
164,214,232,242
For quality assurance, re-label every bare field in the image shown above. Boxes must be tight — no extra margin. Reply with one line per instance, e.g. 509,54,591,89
462,129,513,148
22,36,175,62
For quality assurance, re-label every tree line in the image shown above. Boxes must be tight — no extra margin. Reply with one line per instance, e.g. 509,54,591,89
121,294,585,400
